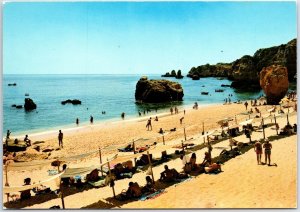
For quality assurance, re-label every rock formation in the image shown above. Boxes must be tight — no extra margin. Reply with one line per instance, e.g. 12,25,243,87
24,98,37,111
187,39,296,89
135,76,184,103
259,65,289,104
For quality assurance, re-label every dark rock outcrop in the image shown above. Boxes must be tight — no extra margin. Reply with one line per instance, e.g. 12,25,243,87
16,105,23,109
24,98,37,111
187,39,296,88
259,65,289,104
61,99,81,105
162,70,184,79
192,75,200,80
135,76,184,103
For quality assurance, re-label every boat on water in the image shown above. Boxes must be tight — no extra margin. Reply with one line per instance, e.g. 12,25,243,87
25,93,29,96
215,89,224,92
201,92,209,95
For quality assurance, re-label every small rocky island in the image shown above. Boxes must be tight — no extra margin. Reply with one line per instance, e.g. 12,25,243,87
135,76,184,103
24,98,37,111
161,70,184,79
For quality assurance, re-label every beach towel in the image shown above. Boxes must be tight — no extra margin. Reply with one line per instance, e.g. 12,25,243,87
48,170,59,176
139,189,166,201
88,179,106,187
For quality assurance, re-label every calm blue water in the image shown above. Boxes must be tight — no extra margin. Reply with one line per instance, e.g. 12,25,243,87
3,74,265,136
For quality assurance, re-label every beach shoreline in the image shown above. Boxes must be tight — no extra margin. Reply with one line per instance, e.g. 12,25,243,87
4,102,220,142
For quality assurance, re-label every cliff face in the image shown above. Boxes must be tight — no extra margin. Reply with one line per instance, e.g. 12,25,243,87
187,39,296,88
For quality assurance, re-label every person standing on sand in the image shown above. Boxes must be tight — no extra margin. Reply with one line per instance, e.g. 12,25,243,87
184,110,186,115
180,117,184,125
90,116,94,124
6,130,11,139
76,118,79,126
263,140,272,165
170,107,173,115
244,101,248,110
146,118,152,131
58,130,63,148
254,141,263,164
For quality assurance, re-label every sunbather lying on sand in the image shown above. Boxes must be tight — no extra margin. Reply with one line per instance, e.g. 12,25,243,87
205,162,222,174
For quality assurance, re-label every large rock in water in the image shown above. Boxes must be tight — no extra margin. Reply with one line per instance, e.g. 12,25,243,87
24,98,37,111
259,65,289,104
135,77,184,103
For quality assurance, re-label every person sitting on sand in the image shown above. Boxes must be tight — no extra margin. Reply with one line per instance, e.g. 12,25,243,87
142,176,155,193
293,124,297,133
205,161,222,173
158,128,164,134
160,165,179,182
20,178,32,200
201,152,212,166
190,153,197,170
229,137,238,150
155,116,158,121
263,139,272,166
24,135,31,146
254,141,263,165
126,182,142,198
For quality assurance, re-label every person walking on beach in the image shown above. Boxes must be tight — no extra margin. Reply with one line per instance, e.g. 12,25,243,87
180,117,184,125
254,141,263,164
6,130,11,139
90,116,94,124
263,139,272,165
76,118,79,126
58,130,63,148
170,107,173,115
244,101,248,110
146,118,152,131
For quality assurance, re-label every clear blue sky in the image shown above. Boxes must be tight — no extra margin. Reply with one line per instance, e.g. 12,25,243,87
3,1,297,75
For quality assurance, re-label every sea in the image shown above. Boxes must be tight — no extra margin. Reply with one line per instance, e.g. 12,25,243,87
4,74,292,137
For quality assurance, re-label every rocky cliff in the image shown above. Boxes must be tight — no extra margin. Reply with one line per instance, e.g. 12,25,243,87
135,76,184,103
260,65,289,104
187,39,296,89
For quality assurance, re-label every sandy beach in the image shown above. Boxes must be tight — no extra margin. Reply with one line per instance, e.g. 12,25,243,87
3,101,297,209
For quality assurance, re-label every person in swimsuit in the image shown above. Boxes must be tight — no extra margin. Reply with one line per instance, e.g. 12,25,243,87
254,141,263,164
263,140,272,165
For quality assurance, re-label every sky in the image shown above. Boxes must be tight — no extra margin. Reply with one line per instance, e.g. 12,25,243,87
3,1,297,75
